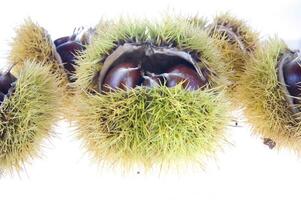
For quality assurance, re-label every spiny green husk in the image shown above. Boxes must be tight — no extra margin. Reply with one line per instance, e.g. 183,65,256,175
185,15,208,31
209,13,259,103
76,86,229,168
9,19,76,119
75,17,229,91
237,37,301,152
74,18,230,169
9,19,68,85
0,60,62,172
212,13,259,52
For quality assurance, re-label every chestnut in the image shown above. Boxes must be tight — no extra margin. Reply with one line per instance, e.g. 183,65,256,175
0,72,17,95
54,36,71,47
101,63,142,92
56,41,84,74
0,69,17,106
282,57,301,100
54,32,86,82
98,44,208,93
164,64,206,91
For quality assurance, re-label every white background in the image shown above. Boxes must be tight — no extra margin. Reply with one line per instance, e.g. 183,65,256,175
1,0,301,199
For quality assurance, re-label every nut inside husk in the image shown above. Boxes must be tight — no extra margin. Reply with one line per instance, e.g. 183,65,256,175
98,43,209,92
277,50,301,115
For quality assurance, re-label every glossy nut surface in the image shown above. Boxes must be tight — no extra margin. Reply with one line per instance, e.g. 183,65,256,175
164,64,206,91
0,73,17,94
54,36,71,47
101,63,142,92
99,44,208,93
283,59,301,98
0,71,17,105
56,41,84,74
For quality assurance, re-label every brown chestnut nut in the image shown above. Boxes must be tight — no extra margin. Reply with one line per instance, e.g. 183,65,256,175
0,72,17,95
101,63,142,93
164,64,207,91
282,58,301,100
54,31,87,82
54,36,71,47
56,41,84,75
0,68,17,106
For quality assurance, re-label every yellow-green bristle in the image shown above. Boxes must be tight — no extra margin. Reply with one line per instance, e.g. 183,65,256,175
185,14,208,30
0,60,63,172
209,13,260,104
9,19,68,84
73,18,231,170
75,86,229,169
237,37,301,152
9,19,79,120
213,12,259,52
